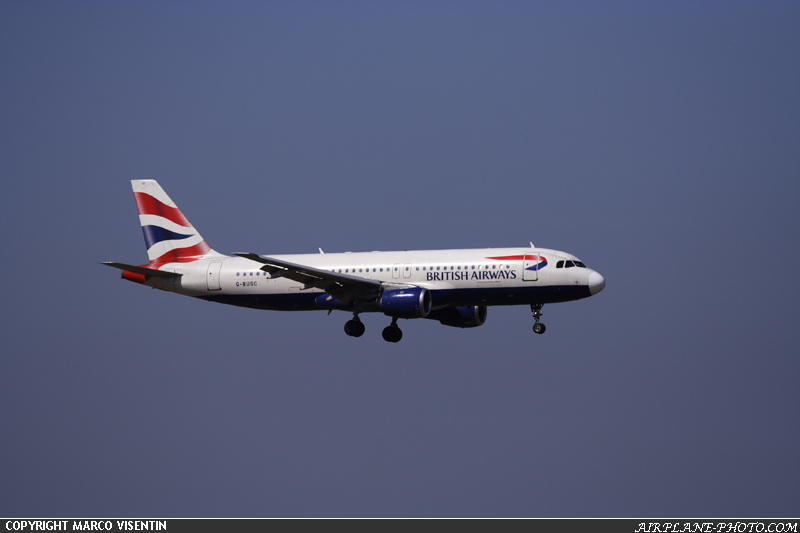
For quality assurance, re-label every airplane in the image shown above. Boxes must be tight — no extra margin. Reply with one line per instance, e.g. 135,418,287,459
103,180,605,342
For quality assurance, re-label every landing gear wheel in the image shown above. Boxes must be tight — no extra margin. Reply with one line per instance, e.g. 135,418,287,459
531,303,545,335
382,325,403,343
344,319,365,337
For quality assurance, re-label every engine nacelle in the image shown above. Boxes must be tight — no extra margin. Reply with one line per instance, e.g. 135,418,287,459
379,287,432,319
429,305,488,328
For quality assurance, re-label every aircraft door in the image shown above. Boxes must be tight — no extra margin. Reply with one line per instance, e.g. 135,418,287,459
522,254,540,282
207,262,222,290
403,264,411,279
392,263,401,279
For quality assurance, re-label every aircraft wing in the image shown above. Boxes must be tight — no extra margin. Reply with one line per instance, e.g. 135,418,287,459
233,253,386,302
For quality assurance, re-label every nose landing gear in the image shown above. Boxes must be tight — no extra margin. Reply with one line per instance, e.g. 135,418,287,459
531,303,546,334
382,317,403,343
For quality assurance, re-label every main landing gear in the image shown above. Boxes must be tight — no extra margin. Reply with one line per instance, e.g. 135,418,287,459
344,315,365,337
343,314,404,342
531,303,546,334
382,317,403,343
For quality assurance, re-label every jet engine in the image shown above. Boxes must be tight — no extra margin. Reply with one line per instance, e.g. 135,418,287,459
379,287,432,318
428,305,488,328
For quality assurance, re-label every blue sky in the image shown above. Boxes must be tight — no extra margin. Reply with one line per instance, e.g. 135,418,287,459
1,0,798,517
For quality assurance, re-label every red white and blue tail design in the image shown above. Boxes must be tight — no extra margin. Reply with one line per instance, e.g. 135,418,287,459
132,180,219,265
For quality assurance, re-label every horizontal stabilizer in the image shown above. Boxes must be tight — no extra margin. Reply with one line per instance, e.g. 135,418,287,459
101,262,183,278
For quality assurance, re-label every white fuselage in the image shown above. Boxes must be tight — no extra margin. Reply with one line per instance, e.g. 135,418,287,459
146,246,603,312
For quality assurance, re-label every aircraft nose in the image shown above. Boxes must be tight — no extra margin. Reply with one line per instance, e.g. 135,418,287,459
588,271,605,295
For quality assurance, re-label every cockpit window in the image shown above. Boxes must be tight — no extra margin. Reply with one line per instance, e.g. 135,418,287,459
556,260,587,268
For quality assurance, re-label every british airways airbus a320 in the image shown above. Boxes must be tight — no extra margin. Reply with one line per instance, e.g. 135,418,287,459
104,180,605,342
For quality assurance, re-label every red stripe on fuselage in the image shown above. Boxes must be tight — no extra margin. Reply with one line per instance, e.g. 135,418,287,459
486,255,543,261
134,192,192,228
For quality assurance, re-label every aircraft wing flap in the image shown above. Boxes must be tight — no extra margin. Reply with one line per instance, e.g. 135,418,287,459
302,278,333,290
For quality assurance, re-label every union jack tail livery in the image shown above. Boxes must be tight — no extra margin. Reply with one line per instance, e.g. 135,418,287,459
132,180,218,266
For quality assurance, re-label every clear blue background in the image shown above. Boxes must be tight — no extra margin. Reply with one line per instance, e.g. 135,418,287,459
1,0,798,517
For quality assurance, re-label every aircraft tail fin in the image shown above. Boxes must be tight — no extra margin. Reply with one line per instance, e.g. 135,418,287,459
131,180,220,265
